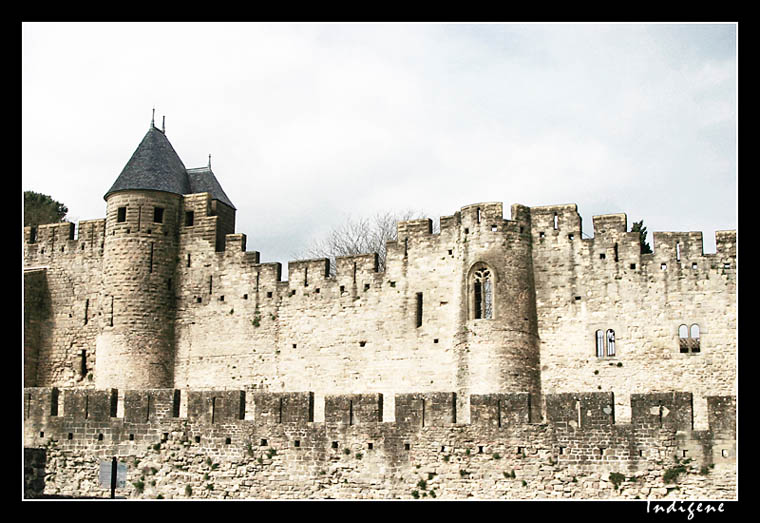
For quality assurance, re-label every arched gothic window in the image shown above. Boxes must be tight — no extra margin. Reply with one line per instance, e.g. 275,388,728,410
472,267,493,319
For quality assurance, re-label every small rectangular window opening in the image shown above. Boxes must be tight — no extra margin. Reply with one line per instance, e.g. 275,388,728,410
416,292,423,328
153,207,164,223
117,207,126,223
185,211,194,226
50,389,59,416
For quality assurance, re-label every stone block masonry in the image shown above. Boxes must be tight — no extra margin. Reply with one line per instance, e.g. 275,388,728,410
23,387,736,499
22,124,736,499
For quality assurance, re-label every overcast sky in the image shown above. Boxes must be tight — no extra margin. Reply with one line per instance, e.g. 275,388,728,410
22,22,737,265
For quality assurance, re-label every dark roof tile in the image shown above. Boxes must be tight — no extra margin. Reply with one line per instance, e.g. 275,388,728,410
187,166,236,210
104,125,234,210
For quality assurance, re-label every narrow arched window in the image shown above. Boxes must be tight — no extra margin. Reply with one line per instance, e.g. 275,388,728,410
679,323,700,353
595,330,605,358
678,324,689,353
472,267,493,319
606,329,616,357
690,324,700,353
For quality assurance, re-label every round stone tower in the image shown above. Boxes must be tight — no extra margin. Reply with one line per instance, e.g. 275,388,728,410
94,121,187,389
455,202,542,417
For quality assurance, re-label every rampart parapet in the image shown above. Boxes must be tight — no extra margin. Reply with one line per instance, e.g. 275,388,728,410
23,387,735,435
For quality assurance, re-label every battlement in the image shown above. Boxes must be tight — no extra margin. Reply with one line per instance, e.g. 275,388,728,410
24,219,107,260
21,121,737,499
592,213,628,235
528,204,583,236
24,387,735,435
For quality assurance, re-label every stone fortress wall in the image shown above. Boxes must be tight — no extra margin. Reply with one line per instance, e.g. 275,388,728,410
22,124,736,499
23,387,736,499
23,198,736,428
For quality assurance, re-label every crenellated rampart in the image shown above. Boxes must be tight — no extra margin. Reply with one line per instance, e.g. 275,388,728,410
22,122,736,499
23,387,736,499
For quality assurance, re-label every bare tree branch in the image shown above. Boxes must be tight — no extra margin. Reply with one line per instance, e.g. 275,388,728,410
302,210,437,274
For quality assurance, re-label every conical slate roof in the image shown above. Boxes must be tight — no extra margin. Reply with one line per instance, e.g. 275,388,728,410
104,124,235,209
105,125,190,199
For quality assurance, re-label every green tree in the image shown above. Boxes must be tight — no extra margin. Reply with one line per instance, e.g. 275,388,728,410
631,220,652,254
24,191,68,227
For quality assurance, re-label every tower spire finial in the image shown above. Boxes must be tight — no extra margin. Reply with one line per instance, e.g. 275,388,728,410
151,108,155,128
162,115,166,133
208,153,212,169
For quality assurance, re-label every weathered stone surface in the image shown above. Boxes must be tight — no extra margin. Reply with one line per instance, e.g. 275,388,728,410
22,125,736,500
